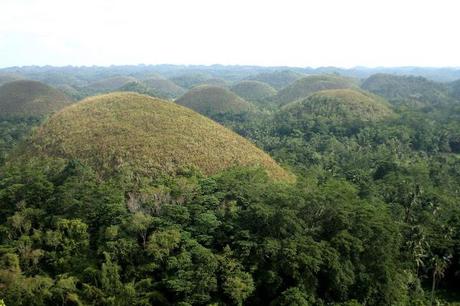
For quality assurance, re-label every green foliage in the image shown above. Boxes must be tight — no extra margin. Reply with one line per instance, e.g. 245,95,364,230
1,69,460,305
0,117,41,165
362,73,453,107
448,79,460,100
281,89,394,123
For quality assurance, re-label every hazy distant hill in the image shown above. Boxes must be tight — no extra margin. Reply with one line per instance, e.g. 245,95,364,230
246,70,304,90
85,76,138,92
272,75,358,105
0,80,73,118
362,73,452,107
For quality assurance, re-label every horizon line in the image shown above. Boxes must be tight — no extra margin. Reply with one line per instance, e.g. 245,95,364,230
1,63,460,70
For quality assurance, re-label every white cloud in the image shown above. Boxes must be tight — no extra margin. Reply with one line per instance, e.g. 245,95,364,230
0,0,459,67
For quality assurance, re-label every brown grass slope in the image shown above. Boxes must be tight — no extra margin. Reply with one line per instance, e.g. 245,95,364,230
20,92,292,181
273,75,358,105
0,80,73,118
175,85,253,117
282,89,394,122
231,80,277,101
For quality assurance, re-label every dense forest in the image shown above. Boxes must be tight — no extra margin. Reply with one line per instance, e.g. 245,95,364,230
0,65,459,305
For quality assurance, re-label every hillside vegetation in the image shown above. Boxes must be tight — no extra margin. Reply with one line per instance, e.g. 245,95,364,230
449,79,460,100
176,85,253,119
118,81,162,98
231,80,277,101
19,92,291,180
1,68,460,306
0,80,73,118
362,73,452,107
282,89,394,122
272,74,358,105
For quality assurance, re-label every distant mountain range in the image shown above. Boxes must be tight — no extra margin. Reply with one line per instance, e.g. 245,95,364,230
1,64,460,83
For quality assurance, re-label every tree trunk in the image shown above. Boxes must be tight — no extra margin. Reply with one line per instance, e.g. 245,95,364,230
430,268,436,306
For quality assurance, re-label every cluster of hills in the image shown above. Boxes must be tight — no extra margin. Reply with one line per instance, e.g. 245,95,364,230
2,65,459,181
1,64,460,305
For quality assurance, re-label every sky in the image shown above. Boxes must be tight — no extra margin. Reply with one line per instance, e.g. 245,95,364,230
0,0,459,68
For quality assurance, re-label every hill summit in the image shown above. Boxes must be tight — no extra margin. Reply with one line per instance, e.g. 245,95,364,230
281,89,394,122
362,73,451,107
273,75,357,105
175,85,253,119
0,80,72,118
20,92,291,181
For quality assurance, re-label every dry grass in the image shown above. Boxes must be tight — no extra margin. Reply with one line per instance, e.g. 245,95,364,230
19,92,293,181
0,80,73,118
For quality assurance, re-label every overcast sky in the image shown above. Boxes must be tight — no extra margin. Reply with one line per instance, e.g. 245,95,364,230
0,0,459,68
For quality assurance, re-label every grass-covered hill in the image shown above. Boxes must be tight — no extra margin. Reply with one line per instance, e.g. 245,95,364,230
169,73,214,89
231,80,277,101
142,76,186,99
19,92,291,180
0,80,73,118
281,88,394,122
246,70,304,89
200,77,228,87
85,76,138,92
361,73,452,107
56,84,84,100
175,85,253,118
118,81,161,98
272,74,358,105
